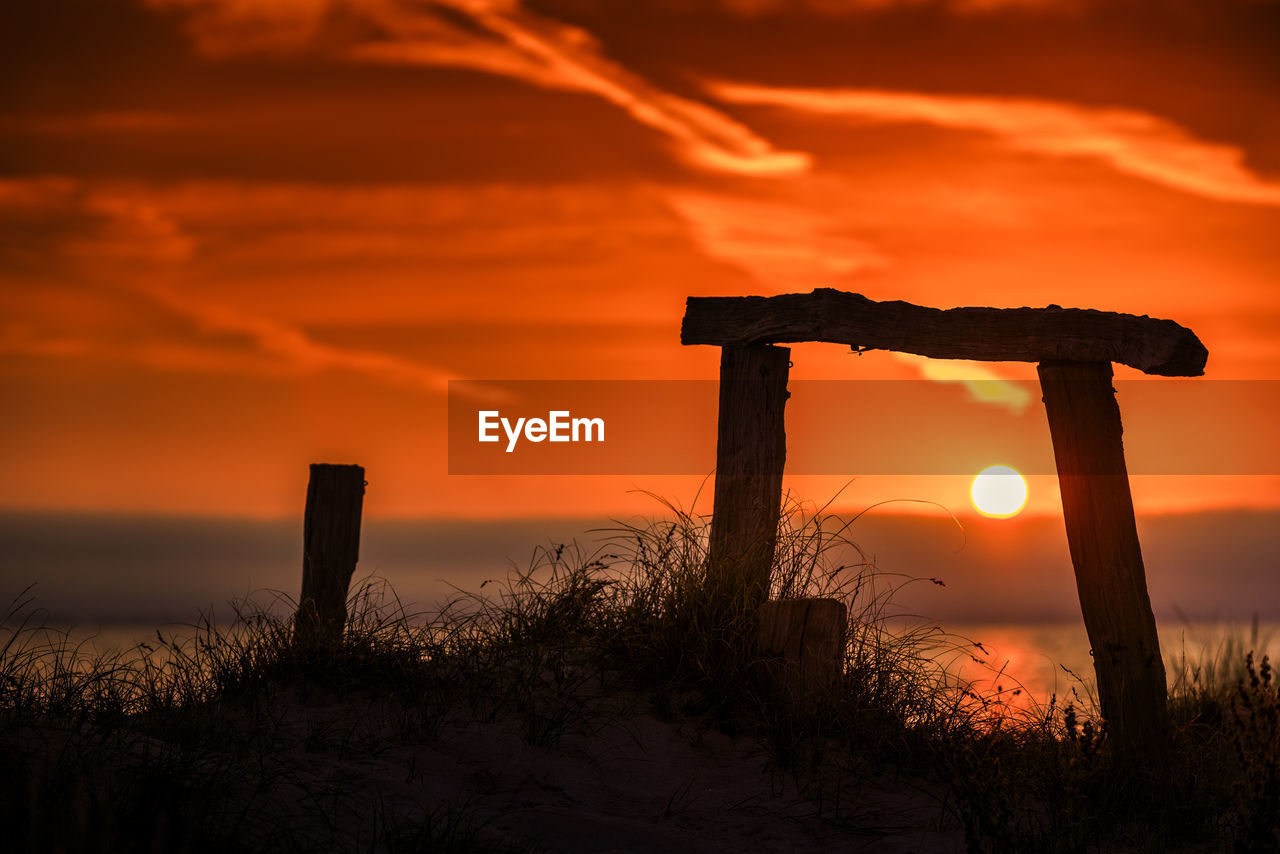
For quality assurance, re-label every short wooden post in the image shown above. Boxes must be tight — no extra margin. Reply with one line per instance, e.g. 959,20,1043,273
296,463,366,647
1037,362,1170,768
708,344,790,614
758,598,847,698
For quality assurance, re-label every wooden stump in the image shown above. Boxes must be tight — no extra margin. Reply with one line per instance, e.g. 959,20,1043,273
708,344,790,615
758,598,847,699
1038,362,1170,769
296,463,366,647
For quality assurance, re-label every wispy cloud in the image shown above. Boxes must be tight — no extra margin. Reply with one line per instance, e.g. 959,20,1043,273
0,111,209,134
148,0,809,176
0,178,468,394
703,0,1082,14
709,82,1280,206
893,353,1032,413
665,189,1034,408
666,191,888,288
134,283,465,392
664,189,1029,404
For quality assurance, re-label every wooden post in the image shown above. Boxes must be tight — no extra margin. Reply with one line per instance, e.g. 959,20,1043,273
1037,362,1170,768
758,598,847,698
296,463,366,647
708,344,790,614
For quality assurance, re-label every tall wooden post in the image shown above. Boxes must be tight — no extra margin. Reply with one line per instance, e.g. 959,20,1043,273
709,344,790,614
296,463,366,647
1037,362,1170,768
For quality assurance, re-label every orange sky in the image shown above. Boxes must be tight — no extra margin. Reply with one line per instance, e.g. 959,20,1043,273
3,0,1279,521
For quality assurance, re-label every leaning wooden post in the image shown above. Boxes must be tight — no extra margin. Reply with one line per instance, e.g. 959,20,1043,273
1037,362,1170,769
708,344,790,616
296,463,366,647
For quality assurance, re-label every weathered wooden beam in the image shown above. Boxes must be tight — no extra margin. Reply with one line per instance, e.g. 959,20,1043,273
682,288,1207,377
1038,362,1170,769
709,344,790,614
296,463,366,647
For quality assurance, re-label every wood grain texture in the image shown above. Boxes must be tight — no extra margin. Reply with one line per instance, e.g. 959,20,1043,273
758,598,847,697
297,463,366,647
709,344,790,614
1038,362,1171,770
682,288,1207,377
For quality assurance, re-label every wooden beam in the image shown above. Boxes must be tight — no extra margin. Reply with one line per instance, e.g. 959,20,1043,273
682,288,1207,377
296,463,366,647
709,344,790,614
1038,362,1170,769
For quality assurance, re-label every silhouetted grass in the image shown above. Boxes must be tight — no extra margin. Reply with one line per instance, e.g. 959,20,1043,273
2,496,1276,852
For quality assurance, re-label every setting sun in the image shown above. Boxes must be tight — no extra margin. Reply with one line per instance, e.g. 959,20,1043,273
971,465,1029,518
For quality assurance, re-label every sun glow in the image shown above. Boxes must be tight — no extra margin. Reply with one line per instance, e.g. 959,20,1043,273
970,465,1029,518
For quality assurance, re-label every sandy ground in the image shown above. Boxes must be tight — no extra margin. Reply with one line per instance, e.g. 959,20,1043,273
16,689,1236,852
224,694,967,853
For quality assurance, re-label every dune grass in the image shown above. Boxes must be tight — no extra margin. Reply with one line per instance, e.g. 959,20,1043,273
2,496,1277,852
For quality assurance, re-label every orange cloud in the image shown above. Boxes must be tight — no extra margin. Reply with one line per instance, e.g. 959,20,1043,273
892,354,1032,413
706,0,1080,14
666,191,889,289
664,190,1041,407
148,0,809,176
0,178,466,394
709,83,1280,205
0,111,208,134
136,284,463,392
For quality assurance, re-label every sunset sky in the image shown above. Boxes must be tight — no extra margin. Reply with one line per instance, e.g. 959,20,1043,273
4,0,1280,531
